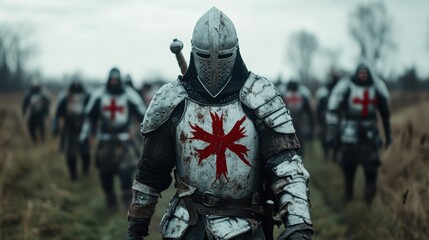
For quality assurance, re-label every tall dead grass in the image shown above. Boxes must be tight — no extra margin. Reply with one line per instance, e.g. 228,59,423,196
378,102,429,239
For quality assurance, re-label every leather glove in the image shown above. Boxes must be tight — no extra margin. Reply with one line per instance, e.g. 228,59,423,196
277,223,313,240
126,217,150,240
287,230,312,240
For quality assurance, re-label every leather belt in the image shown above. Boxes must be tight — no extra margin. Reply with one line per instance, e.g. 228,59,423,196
193,203,266,220
191,191,253,208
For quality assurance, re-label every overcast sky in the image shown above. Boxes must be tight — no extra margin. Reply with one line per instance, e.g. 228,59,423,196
1,0,428,85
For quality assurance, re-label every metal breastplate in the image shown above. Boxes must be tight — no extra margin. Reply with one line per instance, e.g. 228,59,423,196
99,93,129,130
67,93,86,116
30,94,44,112
175,99,261,199
347,83,377,119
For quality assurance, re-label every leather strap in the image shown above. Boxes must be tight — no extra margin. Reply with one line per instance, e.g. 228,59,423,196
183,197,198,225
194,203,267,220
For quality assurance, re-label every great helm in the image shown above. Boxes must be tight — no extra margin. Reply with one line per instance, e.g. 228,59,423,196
191,7,239,98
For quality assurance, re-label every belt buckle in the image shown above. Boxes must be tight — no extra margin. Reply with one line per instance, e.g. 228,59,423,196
202,191,219,207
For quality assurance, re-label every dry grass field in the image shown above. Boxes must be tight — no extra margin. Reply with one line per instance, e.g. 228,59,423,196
0,91,428,240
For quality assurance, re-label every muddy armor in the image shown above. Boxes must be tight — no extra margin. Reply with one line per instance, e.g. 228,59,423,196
22,82,51,143
52,81,91,181
280,80,314,157
127,7,312,240
326,63,391,203
80,68,146,209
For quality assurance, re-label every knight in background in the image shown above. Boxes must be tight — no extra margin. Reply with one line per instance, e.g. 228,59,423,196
52,80,91,181
280,79,314,157
315,69,341,160
326,63,392,203
80,68,146,210
22,81,51,143
126,7,312,240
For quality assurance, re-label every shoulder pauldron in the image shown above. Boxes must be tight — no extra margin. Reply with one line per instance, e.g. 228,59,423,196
140,79,187,134
240,73,295,134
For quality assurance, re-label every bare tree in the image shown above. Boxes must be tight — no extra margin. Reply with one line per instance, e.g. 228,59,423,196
0,24,37,91
349,2,395,74
287,30,319,84
321,47,342,71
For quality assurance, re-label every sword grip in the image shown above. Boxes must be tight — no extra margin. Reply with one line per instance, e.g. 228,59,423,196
175,52,188,75
170,39,188,75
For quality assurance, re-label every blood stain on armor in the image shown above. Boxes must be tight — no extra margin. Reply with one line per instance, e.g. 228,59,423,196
188,112,251,183
184,156,191,164
196,111,205,123
180,131,187,143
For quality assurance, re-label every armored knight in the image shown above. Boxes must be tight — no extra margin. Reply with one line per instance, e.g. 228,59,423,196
22,81,51,143
280,79,314,157
52,80,91,181
126,7,312,240
315,69,341,160
79,67,146,209
326,63,391,203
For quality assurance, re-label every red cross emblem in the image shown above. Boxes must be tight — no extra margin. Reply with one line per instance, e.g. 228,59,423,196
102,98,124,121
284,94,302,109
189,112,250,183
352,89,377,117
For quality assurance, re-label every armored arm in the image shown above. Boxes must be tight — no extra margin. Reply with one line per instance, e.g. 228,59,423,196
127,181,161,239
41,89,52,117
126,86,146,123
303,96,315,139
325,79,349,146
127,79,185,239
375,80,392,147
241,73,312,239
52,93,67,136
315,88,328,126
269,151,312,239
22,92,30,116
79,90,101,143
127,121,177,239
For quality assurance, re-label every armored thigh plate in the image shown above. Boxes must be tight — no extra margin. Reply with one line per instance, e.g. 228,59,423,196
161,198,254,239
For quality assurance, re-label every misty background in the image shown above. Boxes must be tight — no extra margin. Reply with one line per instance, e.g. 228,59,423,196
1,1,429,240
1,0,429,92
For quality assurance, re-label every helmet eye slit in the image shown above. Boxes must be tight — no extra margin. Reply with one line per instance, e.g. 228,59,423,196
218,53,233,59
196,53,211,59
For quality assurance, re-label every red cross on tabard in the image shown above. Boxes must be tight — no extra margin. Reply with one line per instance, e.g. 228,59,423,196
285,94,302,105
102,98,124,121
284,94,302,110
352,89,377,117
188,112,250,184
